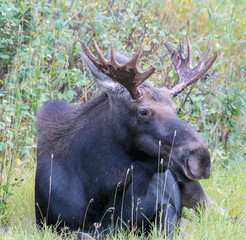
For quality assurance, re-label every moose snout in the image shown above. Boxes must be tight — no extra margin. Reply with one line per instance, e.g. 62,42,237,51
184,149,212,180
203,165,212,179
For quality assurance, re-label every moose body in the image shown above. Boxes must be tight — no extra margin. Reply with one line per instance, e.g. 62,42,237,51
36,93,182,234
35,37,217,237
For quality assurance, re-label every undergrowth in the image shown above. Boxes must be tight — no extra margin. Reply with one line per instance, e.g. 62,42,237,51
0,0,245,239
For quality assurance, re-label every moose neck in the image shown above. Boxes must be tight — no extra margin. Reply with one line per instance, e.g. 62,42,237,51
107,94,136,153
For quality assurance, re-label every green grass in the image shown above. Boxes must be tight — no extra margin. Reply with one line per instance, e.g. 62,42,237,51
0,0,245,239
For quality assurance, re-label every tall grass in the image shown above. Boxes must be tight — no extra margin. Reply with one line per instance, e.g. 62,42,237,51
0,0,245,239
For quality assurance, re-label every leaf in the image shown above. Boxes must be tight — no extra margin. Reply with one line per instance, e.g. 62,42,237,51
21,105,30,110
0,54,10,59
0,142,5,151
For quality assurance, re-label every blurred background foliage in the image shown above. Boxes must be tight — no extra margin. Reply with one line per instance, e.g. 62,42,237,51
0,0,245,227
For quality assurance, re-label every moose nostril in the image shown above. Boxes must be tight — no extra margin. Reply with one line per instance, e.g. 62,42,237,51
183,158,196,180
184,158,188,167
185,157,210,180
204,166,212,179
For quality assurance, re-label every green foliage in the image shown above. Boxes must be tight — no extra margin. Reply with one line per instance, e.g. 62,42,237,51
0,0,34,81
0,0,245,238
0,180,21,211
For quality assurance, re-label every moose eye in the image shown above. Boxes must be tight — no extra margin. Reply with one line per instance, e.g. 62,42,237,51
139,109,148,116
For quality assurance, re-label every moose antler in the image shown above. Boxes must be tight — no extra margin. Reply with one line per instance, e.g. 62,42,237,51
81,39,156,99
165,36,217,97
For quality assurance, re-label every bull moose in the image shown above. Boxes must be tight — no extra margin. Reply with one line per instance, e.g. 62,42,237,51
35,36,217,238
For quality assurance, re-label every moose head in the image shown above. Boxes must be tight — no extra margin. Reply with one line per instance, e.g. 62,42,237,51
80,36,217,183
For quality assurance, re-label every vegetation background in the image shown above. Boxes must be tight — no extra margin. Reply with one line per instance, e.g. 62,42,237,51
0,0,245,239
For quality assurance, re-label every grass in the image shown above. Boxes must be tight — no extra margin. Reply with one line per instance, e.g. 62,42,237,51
0,0,245,239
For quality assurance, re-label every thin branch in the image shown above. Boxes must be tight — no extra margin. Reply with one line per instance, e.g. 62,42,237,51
46,153,54,224
177,83,196,114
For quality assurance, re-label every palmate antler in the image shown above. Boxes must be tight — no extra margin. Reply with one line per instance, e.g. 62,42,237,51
165,36,218,97
81,40,156,99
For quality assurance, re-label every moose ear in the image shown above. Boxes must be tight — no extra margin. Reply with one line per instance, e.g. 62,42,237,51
80,52,122,93
107,48,132,65
107,48,143,74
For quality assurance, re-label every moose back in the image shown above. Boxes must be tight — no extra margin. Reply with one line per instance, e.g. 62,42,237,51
35,37,217,236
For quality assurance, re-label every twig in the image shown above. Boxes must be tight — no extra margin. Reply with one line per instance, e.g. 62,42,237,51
120,168,130,230
177,83,196,114
111,181,121,229
155,140,161,222
131,165,134,231
82,198,94,234
66,0,75,13
168,130,176,169
46,153,54,224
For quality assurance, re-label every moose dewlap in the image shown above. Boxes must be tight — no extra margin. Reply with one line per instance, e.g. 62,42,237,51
35,37,217,238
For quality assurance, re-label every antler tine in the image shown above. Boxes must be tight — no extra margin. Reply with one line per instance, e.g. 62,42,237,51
81,41,97,63
126,46,142,69
186,36,193,68
196,37,212,71
196,51,218,79
135,66,156,84
92,39,109,65
110,43,117,66
164,43,175,55
125,45,156,90
179,41,185,60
